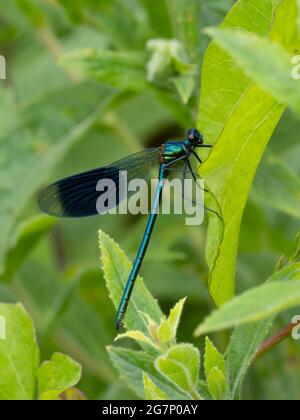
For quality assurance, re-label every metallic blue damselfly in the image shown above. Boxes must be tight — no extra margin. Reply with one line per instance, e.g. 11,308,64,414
39,129,219,330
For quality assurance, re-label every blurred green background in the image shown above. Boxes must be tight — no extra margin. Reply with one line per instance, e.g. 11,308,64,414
0,0,299,400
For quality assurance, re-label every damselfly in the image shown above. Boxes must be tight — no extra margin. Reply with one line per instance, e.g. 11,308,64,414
39,128,219,330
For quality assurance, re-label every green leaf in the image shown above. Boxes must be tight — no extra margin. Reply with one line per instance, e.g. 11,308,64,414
198,0,297,305
143,373,168,400
18,263,115,384
0,215,56,283
147,39,192,76
146,38,195,102
226,319,274,400
199,0,287,144
205,26,300,114
99,230,163,334
205,236,300,399
195,264,300,335
115,330,159,350
204,337,227,400
139,312,159,341
61,49,148,90
226,229,299,400
157,297,186,346
0,303,39,400
0,82,115,273
155,344,200,398
37,352,82,400
207,367,227,400
226,238,299,400
147,39,178,81
156,321,173,347
172,74,196,104
204,337,226,378
108,346,186,400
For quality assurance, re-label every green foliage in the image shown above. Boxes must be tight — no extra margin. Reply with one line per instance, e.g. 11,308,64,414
156,344,201,399
205,25,300,113
0,215,56,283
108,346,186,400
195,264,300,335
101,225,300,400
61,50,148,91
100,231,233,400
157,298,186,346
225,320,274,400
0,82,115,274
0,303,81,400
0,303,39,399
204,338,227,400
143,373,168,400
199,0,298,305
1,0,300,401
206,367,227,401
204,337,226,378
37,353,82,400
99,230,162,334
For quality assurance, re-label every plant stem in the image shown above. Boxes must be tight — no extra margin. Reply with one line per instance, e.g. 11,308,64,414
36,25,79,82
255,319,300,360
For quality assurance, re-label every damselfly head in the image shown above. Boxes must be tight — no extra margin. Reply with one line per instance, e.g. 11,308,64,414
187,128,204,147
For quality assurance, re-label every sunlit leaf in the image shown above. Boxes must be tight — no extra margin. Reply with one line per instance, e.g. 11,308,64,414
143,373,168,400
157,298,186,346
0,303,39,400
205,25,300,113
204,337,226,378
226,319,273,400
198,0,297,305
115,330,159,350
37,352,82,400
155,344,200,398
108,346,186,399
195,264,300,335
207,367,227,400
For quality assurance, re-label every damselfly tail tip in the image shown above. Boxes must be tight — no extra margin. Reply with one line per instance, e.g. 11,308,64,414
115,317,124,332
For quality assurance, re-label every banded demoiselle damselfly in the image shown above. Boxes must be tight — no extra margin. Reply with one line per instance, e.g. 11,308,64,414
39,129,220,330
